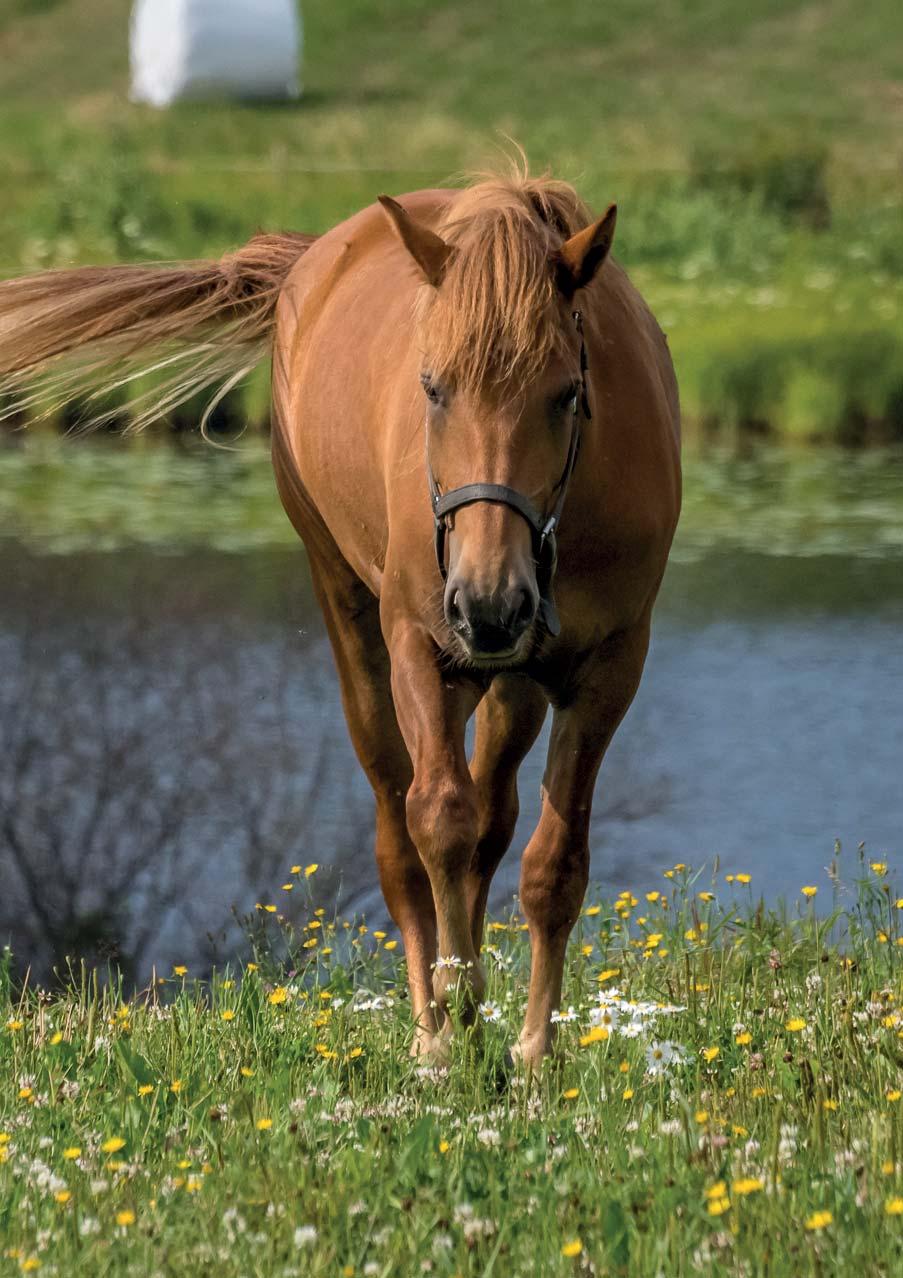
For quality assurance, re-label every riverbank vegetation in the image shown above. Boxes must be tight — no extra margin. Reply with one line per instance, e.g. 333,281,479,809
2,852,903,1275
1,0,902,443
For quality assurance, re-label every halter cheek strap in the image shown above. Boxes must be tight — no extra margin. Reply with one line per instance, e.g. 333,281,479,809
426,310,591,639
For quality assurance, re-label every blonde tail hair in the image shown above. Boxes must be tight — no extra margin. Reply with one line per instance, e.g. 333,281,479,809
0,231,314,434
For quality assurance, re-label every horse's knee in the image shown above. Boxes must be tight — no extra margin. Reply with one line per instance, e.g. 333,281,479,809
406,775,478,878
520,833,589,937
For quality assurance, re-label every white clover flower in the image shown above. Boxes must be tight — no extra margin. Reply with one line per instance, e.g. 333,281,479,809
476,1127,501,1147
294,1225,317,1248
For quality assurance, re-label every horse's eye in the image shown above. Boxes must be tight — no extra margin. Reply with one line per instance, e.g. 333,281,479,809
420,375,443,406
555,383,579,416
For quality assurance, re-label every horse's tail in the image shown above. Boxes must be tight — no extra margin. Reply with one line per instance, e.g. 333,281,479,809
0,231,315,433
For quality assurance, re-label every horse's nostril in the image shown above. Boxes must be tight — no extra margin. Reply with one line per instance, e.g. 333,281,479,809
446,588,464,628
512,588,535,630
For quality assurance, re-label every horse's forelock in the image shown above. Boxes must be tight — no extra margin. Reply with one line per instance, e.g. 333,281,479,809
414,175,592,392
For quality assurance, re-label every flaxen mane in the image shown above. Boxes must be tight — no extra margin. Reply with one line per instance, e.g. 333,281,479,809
415,173,593,392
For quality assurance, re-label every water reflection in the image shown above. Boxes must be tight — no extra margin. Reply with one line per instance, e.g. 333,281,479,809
2,447,903,979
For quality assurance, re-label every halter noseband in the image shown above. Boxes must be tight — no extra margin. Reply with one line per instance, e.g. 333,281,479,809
426,309,591,639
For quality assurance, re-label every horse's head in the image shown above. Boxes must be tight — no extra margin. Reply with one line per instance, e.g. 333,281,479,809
379,183,616,666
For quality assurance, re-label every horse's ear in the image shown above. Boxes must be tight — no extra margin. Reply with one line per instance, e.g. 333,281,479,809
377,195,453,288
554,204,617,297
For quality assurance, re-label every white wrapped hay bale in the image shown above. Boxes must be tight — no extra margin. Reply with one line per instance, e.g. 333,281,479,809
130,0,302,108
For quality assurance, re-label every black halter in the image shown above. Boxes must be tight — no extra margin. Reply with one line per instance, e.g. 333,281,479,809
426,309,591,638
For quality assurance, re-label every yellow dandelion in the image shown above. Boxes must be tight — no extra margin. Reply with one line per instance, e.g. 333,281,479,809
804,1210,832,1231
220,1010,235,1022
871,862,888,877
885,1198,903,1216
281,883,294,892
707,1196,730,1216
291,864,302,874
822,1099,838,1111
735,1031,752,1046
268,987,288,1006
702,1047,720,1063
579,1026,609,1047
62,1147,81,1160
101,1137,125,1154
116,1210,135,1227
170,1080,182,1094
49,1031,63,1046
54,1190,71,1204
438,1139,450,1154
697,891,715,902
21,1261,41,1273
732,1178,763,1196
240,1067,255,1078
172,965,187,977
246,963,258,973
597,968,620,983
255,1118,273,1131
736,873,751,884
695,1110,709,1124
6,1020,23,1032
886,1090,902,1102
562,1088,579,1100
622,1087,634,1100
305,863,319,877
561,1240,582,1258
646,891,661,903
138,1084,154,1097
785,1018,806,1033
705,1181,727,1200
801,886,817,898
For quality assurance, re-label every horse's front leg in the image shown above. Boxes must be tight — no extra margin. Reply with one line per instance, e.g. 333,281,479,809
516,626,650,1072
387,621,485,1040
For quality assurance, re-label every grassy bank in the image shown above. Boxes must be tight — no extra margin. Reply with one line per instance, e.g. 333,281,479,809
1,1,902,442
2,853,903,1276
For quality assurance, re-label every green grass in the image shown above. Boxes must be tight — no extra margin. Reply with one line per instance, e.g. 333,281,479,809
1,1,903,440
3,854,903,1275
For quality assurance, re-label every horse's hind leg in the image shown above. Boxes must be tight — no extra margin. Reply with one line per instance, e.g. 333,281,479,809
306,552,440,1055
467,675,547,950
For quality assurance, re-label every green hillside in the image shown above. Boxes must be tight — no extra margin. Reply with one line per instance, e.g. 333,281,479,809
1,0,902,439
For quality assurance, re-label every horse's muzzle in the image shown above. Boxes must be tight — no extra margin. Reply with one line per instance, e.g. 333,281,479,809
444,579,538,660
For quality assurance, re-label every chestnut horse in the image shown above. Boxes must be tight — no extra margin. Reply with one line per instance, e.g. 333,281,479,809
0,171,680,1068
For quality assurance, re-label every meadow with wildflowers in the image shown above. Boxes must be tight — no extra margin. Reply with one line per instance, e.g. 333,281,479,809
3,849,903,1276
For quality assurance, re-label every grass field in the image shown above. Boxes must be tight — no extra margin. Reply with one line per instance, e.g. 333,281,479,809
1,0,903,440
3,854,903,1276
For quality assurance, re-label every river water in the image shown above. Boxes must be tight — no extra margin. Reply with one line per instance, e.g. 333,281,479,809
2,444,902,975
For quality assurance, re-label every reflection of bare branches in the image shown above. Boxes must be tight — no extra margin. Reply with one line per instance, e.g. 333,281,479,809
0,585,374,984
